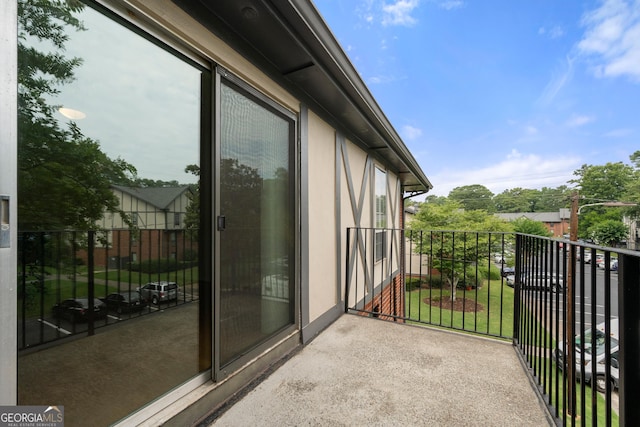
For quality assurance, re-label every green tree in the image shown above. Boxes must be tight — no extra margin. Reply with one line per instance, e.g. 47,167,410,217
571,162,634,203
571,161,635,239
448,184,495,212
183,164,200,236
511,217,552,237
408,200,511,301
537,186,571,211
622,150,640,220
493,188,537,212
423,195,448,205
588,220,628,247
18,0,136,230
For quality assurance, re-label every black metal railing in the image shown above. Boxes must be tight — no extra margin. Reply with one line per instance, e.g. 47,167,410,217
18,229,199,351
514,234,639,426
345,228,640,426
345,228,516,339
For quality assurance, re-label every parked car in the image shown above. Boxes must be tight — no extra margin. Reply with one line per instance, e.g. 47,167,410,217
555,319,619,392
519,272,564,292
596,256,617,270
104,291,147,314
594,350,619,392
611,259,618,271
506,274,516,287
52,298,107,323
501,266,515,278
137,281,178,305
594,254,605,268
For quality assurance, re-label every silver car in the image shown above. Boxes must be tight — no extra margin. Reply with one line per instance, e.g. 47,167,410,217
137,281,178,305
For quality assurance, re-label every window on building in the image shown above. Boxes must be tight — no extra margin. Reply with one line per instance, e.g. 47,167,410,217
375,167,387,262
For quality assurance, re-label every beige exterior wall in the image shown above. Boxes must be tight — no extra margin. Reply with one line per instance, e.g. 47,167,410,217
307,111,337,322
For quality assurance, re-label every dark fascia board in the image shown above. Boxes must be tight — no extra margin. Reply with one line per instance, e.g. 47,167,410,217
171,0,432,194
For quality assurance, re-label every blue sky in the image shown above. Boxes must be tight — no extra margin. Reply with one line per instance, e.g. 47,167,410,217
312,0,640,197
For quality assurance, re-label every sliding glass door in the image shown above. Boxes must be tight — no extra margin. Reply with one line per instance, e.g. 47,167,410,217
218,77,295,367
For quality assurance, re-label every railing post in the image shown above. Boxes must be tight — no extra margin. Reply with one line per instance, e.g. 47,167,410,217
512,233,521,344
618,253,640,426
344,227,351,313
87,230,95,336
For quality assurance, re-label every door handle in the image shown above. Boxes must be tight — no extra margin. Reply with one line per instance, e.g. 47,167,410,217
217,215,226,231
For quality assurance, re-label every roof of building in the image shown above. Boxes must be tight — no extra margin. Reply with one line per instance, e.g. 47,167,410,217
172,0,432,196
496,209,570,223
112,185,190,210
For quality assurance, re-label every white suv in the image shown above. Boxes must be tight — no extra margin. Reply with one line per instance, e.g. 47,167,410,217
137,281,178,305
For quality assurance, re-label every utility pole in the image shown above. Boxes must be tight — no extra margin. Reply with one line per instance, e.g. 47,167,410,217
567,192,579,416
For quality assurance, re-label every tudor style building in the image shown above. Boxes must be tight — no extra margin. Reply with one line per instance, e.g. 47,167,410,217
0,1,431,425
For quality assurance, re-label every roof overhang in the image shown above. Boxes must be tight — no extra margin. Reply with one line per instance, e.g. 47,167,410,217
172,0,432,195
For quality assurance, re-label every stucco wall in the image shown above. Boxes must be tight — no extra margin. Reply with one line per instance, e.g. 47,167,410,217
307,111,338,322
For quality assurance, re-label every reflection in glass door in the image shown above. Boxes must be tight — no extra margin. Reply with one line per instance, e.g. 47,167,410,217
219,79,295,367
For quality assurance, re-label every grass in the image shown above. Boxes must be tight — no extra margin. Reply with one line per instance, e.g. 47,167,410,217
93,266,199,287
532,354,619,426
17,279,120,319
405,278,515,338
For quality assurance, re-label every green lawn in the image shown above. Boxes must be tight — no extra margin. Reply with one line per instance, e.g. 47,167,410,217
18,279,120,319
93,266,199,287
405,279,515,338
535,355,619,426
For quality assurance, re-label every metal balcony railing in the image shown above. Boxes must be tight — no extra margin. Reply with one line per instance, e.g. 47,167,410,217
345,228,640,426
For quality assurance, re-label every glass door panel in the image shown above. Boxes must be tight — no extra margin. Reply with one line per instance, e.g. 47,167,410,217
219,80,294,367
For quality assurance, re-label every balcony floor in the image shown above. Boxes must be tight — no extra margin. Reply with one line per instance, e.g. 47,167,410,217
205,314,552,426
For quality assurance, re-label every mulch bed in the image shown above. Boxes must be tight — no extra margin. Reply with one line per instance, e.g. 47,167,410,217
423,297,484,313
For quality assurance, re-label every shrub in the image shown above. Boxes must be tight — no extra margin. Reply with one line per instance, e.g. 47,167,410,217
129,258,181,274
405,274,444,290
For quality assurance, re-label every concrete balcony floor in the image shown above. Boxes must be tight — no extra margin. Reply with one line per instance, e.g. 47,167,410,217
205,315,553,426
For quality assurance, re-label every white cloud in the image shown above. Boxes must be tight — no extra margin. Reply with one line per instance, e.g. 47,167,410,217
539,25,565,39
438,1,464,10
603,128,634,137
525,125,539,135
577,0,640,81
425,150,581,196
537,55,575,106
382,0,420,27
401,125,423,140
566,114,595,127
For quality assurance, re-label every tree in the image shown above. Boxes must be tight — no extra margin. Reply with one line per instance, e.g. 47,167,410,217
571,161,635,239
622,150,640,220
448,184,495,212
588,220,628,247
511,217,552,237
537,186,571,212
183,164,200,237
408,200,511,301
423,195,448,205
493,188,537,213
18,0,136,230
570,162,634,203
